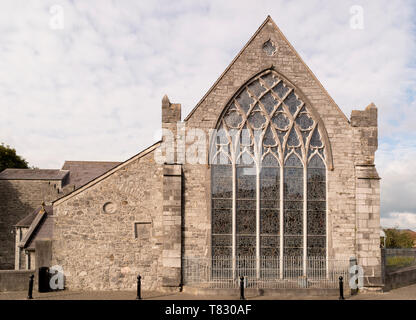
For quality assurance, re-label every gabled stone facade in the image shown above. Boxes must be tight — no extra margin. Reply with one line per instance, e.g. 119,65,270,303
52,144,165,290
46,16,382,291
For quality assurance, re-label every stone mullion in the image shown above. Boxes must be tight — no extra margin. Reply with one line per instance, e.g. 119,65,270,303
258,77,291,103
272,88,293,113
269,87,293,110
325,166,329,278
282,121,296,161
279,106,286,279
279,164,284,279
301,115,308,276
257,77,272,94
291,101,305,119
303,162,307,276
256,158,261,278
232,157,237,279
305,122,318,162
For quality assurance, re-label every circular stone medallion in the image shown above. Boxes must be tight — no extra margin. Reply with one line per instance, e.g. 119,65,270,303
103,202,117,214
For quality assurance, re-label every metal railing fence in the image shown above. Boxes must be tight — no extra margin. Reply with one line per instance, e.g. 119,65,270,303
183,256,349,289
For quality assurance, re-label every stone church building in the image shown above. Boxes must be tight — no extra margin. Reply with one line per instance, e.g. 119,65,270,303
0,16,382,292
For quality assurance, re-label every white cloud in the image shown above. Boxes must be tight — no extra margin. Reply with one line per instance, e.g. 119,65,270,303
381,212,416,231
377,142,416,218
0,0,415,232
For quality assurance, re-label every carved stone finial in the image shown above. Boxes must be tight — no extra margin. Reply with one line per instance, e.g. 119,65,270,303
162,95,181,124
365,102,377,110
162,94,170,105
39,201,46,214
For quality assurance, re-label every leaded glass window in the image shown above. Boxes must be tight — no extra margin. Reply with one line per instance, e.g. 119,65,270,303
283,153,303,257
307,154,326,257
210,69,328,274
236,152,256,257
260,153,280,258
211,148,232,257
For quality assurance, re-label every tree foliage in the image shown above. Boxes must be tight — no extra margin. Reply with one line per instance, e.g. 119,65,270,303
384,228,414,248
0,143,29,172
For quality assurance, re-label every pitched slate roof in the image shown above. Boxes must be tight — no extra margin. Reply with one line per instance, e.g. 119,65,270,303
13,161,122,247
0,169,69,181
19,205,53,250
14,207,39,227
61,161,121,189
54,141,161,205
26,209,54,251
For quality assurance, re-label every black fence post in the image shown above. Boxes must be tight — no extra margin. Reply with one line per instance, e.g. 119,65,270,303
27,274,34,300
239,276,245,300
339,276,345,300
381,248,386,288
136,275,142,300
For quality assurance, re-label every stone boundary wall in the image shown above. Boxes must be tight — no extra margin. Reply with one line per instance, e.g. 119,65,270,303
0,270,33,292
384,266,416,291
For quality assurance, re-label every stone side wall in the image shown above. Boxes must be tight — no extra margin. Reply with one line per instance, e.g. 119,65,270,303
0,180,61,269
51,151,164,290
161,164,182,288
182,18,357,261
356,176,381,284
352,103,382,285
182,164,211,259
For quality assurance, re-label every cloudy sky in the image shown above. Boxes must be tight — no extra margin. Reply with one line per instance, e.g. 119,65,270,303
0,1,415,229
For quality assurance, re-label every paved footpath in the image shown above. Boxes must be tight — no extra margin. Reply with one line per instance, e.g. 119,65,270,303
349,283,416,300
1,284,416,300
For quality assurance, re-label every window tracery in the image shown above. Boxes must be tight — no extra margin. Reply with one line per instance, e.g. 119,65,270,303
211,69,327,268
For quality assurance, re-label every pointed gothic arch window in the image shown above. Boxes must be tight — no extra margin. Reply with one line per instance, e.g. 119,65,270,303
210,69,328,275
211,134,233,257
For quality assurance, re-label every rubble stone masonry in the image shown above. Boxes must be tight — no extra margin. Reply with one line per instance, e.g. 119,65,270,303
0,180,62,269
51,151,164,290
47,17,381,290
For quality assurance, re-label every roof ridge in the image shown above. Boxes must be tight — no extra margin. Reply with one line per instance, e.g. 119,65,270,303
184,15,271,121
54,140,162,205
2,168,66,171
63,160,122,163
266,18,349,123
184,15,349,123
0,168,69,180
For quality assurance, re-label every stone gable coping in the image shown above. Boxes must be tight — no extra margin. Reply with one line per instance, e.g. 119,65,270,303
53,141,162,206
18,207,49,249
183,15,349,124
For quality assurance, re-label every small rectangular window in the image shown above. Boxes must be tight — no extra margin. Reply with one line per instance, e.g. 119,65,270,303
134,222,151,240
